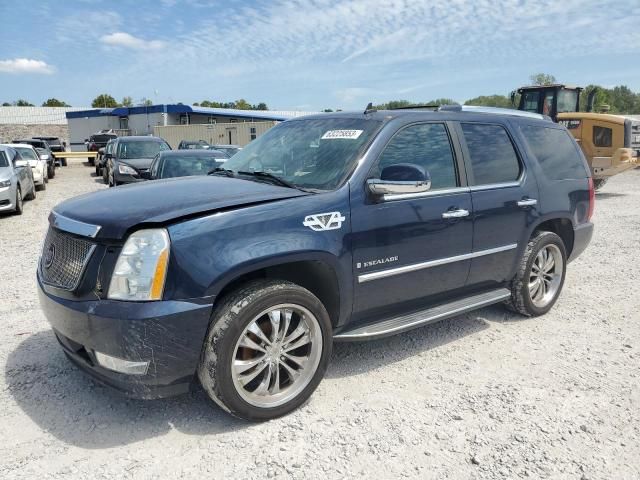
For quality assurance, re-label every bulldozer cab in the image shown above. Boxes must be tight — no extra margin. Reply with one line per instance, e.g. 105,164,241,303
515,84,582,121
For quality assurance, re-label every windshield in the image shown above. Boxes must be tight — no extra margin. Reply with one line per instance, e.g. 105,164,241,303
160,155,227,178
117,140,170,159
91,134,116,143
222,118,381,190
557,90,578,113
14,147,37,160
0,152,8,168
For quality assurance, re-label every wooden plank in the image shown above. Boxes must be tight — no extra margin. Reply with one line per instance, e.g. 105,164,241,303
52,151,98,158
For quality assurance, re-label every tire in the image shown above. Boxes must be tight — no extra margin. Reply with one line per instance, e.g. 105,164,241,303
95,164,101,176
593,178,608,190
48,165,55,179
61,158,67,167
37,180,46,191
506,231,567,317
25,182,36,200
198,280,332,421
14,187,23,215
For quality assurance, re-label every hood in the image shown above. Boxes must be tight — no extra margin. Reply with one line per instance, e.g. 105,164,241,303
118,158,154,170
53,175,309,239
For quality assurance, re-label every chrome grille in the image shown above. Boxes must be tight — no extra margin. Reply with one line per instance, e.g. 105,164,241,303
40,227,95,290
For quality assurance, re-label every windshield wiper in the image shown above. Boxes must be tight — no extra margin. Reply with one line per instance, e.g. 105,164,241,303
208,167,235,177
237,170,310,192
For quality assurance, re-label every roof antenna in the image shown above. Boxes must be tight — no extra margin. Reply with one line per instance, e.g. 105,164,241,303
364,102,376,114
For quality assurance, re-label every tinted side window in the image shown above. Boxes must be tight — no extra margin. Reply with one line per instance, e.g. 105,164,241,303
0,152,8,168
461,124,521,185
374,123,457,190
593,126,612,147
522,92,539,112
520,125,587,180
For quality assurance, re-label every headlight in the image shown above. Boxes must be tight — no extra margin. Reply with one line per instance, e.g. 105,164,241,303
107,229,170,301
118,164,137,175
0,179,11,188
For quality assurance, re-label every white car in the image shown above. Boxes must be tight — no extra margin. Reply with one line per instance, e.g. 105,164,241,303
8,144,48,190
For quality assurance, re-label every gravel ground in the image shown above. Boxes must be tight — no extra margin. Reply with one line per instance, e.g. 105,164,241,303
0,161,639,479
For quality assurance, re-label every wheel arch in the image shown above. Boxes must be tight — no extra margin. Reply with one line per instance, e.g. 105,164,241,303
209,253,348,328
529,215,574,257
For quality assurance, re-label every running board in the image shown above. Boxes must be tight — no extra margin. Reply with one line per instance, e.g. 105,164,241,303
334,288,511,341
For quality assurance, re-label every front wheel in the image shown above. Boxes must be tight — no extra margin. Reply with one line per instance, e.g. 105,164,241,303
198,280,332,421
48,165,55,179
14,187,23,215
506,231,567,316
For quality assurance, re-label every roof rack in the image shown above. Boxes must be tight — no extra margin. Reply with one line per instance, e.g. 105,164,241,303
448,105,551,121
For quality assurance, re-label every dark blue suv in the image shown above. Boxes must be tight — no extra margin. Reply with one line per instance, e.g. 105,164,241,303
37,106,594,420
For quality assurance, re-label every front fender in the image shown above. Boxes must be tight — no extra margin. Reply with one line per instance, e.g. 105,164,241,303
165,189,353,315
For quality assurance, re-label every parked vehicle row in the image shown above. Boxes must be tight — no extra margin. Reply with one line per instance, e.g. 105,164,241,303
0,136,67,216
91,134,242,184
40,106,594,420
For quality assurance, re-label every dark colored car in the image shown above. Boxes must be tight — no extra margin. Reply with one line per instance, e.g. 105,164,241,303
86,133,118,166
211,144,242,156
177,139,211,150
13,138,56,178
104,136,170,187
145,150,229,180
38,107,594,421
33,136,67,166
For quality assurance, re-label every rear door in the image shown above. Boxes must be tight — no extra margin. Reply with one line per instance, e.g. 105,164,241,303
456,121,539,288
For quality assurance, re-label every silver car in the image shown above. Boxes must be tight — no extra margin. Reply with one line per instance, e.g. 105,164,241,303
0,146,37,215
10,144,48,190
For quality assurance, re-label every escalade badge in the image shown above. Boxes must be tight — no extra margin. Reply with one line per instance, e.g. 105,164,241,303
44,244,56,269
303,212,345,231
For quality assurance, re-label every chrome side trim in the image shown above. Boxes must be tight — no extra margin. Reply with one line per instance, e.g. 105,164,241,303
382,186,470,202
358,243,517,283
468,181,520,192
50,211,101,238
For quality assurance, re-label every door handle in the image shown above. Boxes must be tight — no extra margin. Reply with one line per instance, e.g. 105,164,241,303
517,198,537,207
442,209,470,219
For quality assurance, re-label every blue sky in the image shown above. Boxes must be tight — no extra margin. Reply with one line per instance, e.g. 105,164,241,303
1,0,639,110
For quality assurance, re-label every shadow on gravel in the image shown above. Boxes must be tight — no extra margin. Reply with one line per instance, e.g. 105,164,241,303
595,192,626,200
6,331,248,449
327,305,514,379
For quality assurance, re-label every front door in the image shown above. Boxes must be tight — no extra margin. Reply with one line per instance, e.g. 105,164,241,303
350,122,473,321
457,121,540,287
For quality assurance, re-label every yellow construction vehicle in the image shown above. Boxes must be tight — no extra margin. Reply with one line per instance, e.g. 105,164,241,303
514,84,639,189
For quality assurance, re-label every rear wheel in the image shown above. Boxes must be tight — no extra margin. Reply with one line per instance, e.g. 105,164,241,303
198,280,332,421
48,165,55,179
14,187,23,215
506,231,567,316
25,182,36,200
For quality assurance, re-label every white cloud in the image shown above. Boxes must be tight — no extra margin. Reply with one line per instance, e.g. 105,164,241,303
0,58,54,74
100,32,165,51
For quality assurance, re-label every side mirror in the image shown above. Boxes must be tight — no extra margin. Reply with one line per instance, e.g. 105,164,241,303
14,160,29,168
367,163,431,197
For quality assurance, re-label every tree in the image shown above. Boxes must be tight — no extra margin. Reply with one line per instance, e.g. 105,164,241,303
323,108,334,112
529,73,557,86
234,99,252,110
121,96,134,107
139,97,153,106
255,102,268,110
464,94,513,108
2,102,11,106
91,94,119,108
374,100,412,109
608,85,639,114
427,98,459,106
42,98,70,107
15,99,35,106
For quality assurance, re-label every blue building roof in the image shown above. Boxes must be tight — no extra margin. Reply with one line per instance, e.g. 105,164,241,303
66,104,313,121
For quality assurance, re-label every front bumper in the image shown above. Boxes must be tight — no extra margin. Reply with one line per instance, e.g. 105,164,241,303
38,276,214,399
568,222,594,262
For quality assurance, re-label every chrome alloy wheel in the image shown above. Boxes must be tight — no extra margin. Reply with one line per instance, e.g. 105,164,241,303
529,244,563,308
231,304,322,408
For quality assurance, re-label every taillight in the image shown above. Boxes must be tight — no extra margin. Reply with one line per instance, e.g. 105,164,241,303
587,177,595,221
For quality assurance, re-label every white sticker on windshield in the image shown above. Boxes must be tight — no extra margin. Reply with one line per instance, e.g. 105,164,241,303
321,129,363,140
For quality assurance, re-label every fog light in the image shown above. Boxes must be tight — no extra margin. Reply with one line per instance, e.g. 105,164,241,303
94,351,149,375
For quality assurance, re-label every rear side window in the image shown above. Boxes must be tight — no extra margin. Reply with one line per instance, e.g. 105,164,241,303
593,126,612,147
461,124,521,185
0,151,8,168
374,123,458,190
520,125,587,180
